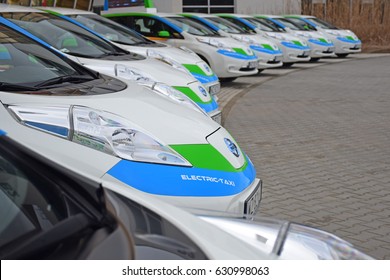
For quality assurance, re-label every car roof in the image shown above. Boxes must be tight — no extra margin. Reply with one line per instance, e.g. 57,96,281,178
218,14,253,18
181,13,217,18
36,6,94,15
0,3,42,13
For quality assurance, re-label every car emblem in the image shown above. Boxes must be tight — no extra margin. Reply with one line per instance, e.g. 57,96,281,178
224,138,240,157
203,63,211,74
198,86,208,97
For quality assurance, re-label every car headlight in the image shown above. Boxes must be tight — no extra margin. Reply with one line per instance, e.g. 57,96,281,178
196,37,234,52
345,31,359,40
231,35,255,44
8,105,191,166
114,64,206,115
296,32,313,39
286,224,373,260
179,46,199,57
144,81,208,116
146,49,192,75
325,30,341,36
266,32,286,40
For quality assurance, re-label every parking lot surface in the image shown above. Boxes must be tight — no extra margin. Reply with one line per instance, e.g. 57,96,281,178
220,54,390,259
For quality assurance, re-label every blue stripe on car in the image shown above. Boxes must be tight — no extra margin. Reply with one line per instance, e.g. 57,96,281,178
197,98,219,113
308,39,334,47
336,37,361,44
250,45,283,55
192,73,219,84
107,157,256,196
217,50,257,60
25,122,69,137
0,130,6,136
281,41,311,50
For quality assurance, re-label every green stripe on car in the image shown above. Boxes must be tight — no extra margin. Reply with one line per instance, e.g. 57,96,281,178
173,86,212,104
170,144,247,172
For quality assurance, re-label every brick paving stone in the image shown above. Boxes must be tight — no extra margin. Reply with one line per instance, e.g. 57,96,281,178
218,54,390,259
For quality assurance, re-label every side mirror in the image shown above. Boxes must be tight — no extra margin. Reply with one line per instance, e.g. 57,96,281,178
158,30,170,37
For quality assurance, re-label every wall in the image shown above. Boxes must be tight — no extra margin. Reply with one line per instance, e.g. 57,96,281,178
154,0,182,13
236,0,302,15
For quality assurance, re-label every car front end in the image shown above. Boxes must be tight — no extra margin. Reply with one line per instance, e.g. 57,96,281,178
0,15,261,216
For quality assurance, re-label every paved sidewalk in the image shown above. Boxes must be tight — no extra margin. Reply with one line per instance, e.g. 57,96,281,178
219,54,390,259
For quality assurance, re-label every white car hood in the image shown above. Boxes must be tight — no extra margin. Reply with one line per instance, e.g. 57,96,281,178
115,43,204,65
68,55,198,86
266,31,305,43
0,80,219,145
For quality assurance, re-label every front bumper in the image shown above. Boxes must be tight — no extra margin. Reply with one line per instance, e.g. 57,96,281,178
279,42,311,63
334,38,362,54
308,40,335,58
104,153,261,215
213,50,259,78
250,46,283,69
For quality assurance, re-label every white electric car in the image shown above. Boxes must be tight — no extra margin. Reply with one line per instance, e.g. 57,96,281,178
102,12,259,82
179,13,284,70
253,15,335,61
0,131,372,259
0,18,262,216
285,15,362,58
216,14,311,67
0,5,221,122
39,7,221,97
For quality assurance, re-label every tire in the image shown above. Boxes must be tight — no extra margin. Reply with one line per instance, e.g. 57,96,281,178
336,53,349,58
283,62,294,67
219,77,237,83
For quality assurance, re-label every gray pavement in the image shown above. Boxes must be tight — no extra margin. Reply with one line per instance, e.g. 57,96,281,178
219,54,390,259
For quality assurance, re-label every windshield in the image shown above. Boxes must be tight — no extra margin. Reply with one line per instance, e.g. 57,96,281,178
205,16,248,34
307,17,338,30
220,17,257,34
0,12,130,59
166,16,221,36
253,18,286,32
286,17,318,31
0,23,90,87
245,17,278,32
273,18,302,31
70,14,156,46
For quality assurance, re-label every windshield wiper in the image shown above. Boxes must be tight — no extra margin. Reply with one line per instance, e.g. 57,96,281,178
0,82,39,92
34,75,95,88
97,52,127,58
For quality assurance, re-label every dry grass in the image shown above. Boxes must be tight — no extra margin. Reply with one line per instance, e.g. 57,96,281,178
302,0,390,53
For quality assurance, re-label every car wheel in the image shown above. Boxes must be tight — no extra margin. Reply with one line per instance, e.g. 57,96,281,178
220,77,237,83
283,62,294,67
336,53,349,58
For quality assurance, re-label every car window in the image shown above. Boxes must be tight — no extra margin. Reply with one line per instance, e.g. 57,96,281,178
286,18,316,31
0,12,129,59
71,14,153,45
245,17,278,32
0,23,80,86
134,17,182,39
205,17,247,34
221,17,257,34
274,18,302,31
0,152,68,250
108,16,182,39
308,17,338,30
166,16,221,37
